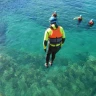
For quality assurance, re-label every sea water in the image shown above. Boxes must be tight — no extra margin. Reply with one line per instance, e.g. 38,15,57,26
0,0,96,96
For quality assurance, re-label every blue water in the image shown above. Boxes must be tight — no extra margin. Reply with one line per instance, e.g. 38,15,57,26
0,0,96,96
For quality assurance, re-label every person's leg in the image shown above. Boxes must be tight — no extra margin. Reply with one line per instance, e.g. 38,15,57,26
49,52,56,66
45,46,52,67
46,52,51,64
50,46,61,65
45,53,51,67
52,52,56,62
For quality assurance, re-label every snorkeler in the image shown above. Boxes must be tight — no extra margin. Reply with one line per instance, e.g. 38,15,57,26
52,11,57,18
88,19,94,27
43,13,65,68
73,15,82,25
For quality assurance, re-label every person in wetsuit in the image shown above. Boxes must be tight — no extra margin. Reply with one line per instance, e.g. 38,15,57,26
43,13,66,68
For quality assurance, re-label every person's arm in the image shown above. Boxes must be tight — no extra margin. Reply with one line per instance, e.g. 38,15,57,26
43,29,49,52
60,27,65,46
73,17,78,20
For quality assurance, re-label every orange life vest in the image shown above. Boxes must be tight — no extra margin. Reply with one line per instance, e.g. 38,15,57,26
49,26,63,45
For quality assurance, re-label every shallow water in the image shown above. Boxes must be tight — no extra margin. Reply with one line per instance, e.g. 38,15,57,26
0,0,96,96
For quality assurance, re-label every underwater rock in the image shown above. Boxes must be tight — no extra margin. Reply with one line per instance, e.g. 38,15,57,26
91,87,96,96
0,53,15,73
0,93,5,96
12,79,18,89
75,52,89,63
0,22,7,45
88,55,96,61
59,58,69,66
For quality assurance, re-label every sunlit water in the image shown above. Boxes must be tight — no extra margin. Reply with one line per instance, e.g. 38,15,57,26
0,0,96,96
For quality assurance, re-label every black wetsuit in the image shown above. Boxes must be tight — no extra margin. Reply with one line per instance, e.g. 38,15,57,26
46,45,61,64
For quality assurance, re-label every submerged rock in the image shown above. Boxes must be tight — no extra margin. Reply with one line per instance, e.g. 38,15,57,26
88,55,96,61
0,93,5,96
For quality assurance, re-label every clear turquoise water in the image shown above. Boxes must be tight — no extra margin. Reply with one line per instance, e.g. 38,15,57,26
0,0,96,96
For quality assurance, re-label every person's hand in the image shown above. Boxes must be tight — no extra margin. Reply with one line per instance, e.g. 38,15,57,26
44,49,46,52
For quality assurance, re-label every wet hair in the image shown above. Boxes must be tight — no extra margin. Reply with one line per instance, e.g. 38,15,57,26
52,13,57,17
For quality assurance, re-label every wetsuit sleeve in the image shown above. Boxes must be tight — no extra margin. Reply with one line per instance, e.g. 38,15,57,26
43,29,49,49
60,27,66,45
